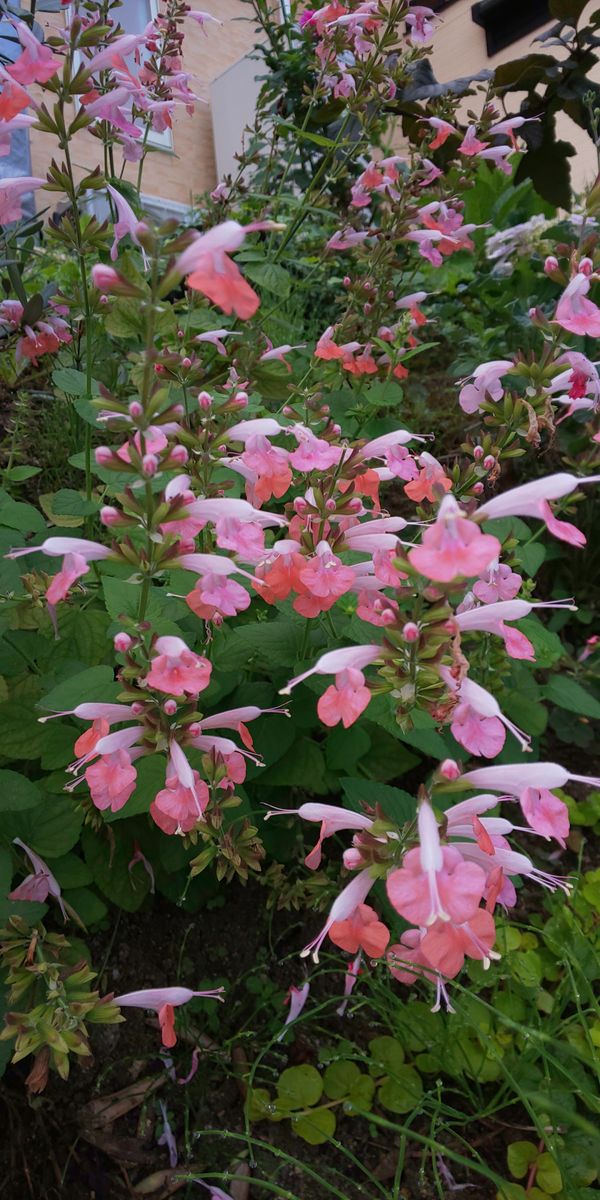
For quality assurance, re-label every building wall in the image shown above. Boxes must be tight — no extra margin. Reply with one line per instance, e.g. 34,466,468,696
426,0,599,192
27,0,260,210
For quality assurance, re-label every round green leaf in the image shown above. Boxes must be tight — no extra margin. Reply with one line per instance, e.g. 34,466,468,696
323,1060,361,1100
368,1035,405,1077
292,1106,336,1145
377,1065,423,1114
2,796,83,858
345,1073,375,1115
535,1154,562,1195
277,1064,323,1110
507,1142,538,1180
246,1088,274,1122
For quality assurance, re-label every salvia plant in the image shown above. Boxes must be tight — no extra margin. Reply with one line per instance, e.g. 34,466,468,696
0,1,599,1171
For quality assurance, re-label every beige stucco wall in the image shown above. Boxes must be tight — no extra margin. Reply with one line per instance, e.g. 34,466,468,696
27,0,259,208
427,0,599,192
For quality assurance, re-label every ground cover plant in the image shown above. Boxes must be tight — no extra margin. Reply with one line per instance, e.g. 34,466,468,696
0,0,599,1196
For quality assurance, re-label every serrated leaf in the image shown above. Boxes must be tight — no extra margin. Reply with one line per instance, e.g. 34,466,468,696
0,704,48,760
38,665,119,712
243,261,291,298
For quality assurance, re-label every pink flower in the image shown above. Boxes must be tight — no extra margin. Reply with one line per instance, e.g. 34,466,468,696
7,20,62,84
455,599,537,660
459,360,513,414
281,644,381,696
0,112,35,157
145,636,212,697
175,221,264,318
0,175,45,224
336,950,362,1016
387,930,436,985
83,87,141,139
459,760,600,796
278,982,310,1040
86,749,137,813
7,535,111,562
476,473,600,548
317,667,372,728
329,903,390,958
260,340,305,370
478,145,513,174
186,10,222,29
458,125,488,156
408,495,500,583
555,272,600,336
442,671,530,758
241,434,292,503
386,799,486,926
289,426,342,471
185,574,251,621
405,5,436,44
520,787,569,847
150,771,209,835
404,451,451,502
8,838,67,919
106,183,146,263
473,561,521,604
419,909,498,976
424,117,457,149
45,552,88,607
265,801,373,869
0,66,31,120
301,868,375,962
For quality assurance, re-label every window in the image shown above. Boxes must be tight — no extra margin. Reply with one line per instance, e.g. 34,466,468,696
0,17,35,216
111,0,173,150
471,0,550,57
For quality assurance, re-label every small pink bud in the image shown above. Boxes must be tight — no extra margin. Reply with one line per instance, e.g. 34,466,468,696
483,455,495,470
99,294,109,305
321,405,330,415
402,621,420,643
172,404,184,417
387,290,395,300
364,281,373,292
181,356,192,369
363,302,373,314
439,758,461,781
472,481,484,495
235,390,248,404
91,264,120,292
188,722,201,737
378,326,393,341
579,256,594,276
282,405,294,417
154,363,165,375
129,400,143,419
101,505,121,526
544,255,559,275
343,276,351,287
198,390,212,409
348,497,362,513
343,847,365,870
131,701,145,716
142,454,158,477
473,445,484,460
95,446,113,466
332,423,341,436
294,497,308,514
114,632,133,653
163,699,177,715
177,329,185,338
171,444,188,465
325,498,337,512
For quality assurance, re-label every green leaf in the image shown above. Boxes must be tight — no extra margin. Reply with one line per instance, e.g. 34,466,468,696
514,542,546,576
66,886,108,926
52,367,100,398
38,665,120,712
213,618,309,672
2,796,82,858
544,676,600,719
325,724,371,771
342,780,415,825
260,737,330,794
51,853,93,888
4,466,41,482
517,617,564,668
377,1066,423,1114
0,770,41,812
0,497,46,534
507,1141,538,1180
243,261,291,298
50,489,100,519
0,704,48,760
346,1073,375,1114
276,1064,323,1110
102,576,163,623
292,1106,336,1145
368,1035,405,1076
81,825,150,912
246,1088,274,1121
323,1060,361,1100
535,1154,562,1195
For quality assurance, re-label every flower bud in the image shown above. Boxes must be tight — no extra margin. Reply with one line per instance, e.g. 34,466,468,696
471,481,484,495
188,722,201,737
181,356,192,369
171,444,188,465
177,328,185,338
439,758,460,781
343,275,351,287
363,302,373,314
163,699,177,716
101,505,121,526
198,390,212,409
129,400,143,419
154,363,165,375
473,445,484,460
234,391,248,407
114,632,133,653
579,256,594,276
544,255,559,276
131,701,145,716
402,621,420,643
343,847,365,870
142,454,158,477
91,264,120,293
95,446,113,466
483,455,496,470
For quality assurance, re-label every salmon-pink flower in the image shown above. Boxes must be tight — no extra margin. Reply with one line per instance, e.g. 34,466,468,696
455,597,575,660
281,644,381,695
0,65,31,120
317,667,372,728
86,749,137,812
114,985,224,1049
150,771,209,835
424,117,457,149
336,950,362,1016
45,552,88,608
9,838,67,919
175,221,266,318
289,426,343,471
458,125,488,156
0,175,45,225
442,671,530,757
520,787,570,847
185,574,250,621
476,473,600,547
301,868,375,962
146,636,212,697
386,799,486,926
420,909,498,976
6,20,62,84
241,434,292,503
555,272,600,336
408,495,500,583
264,801,373,869
387,930,436,985
329,903,390,958
83,87,141,139
404,451,452,501
478,145,513,174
